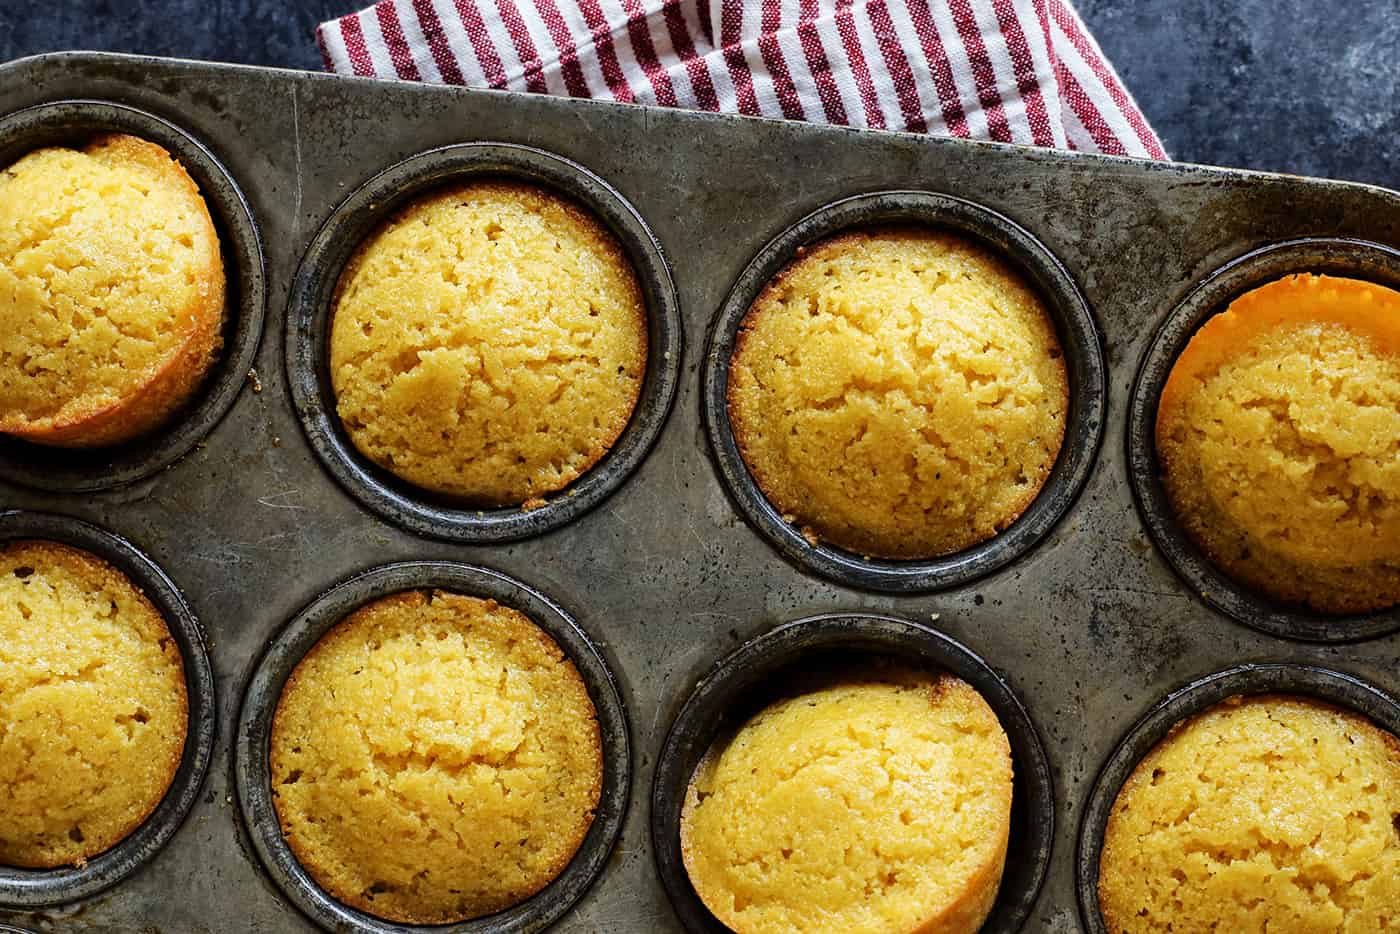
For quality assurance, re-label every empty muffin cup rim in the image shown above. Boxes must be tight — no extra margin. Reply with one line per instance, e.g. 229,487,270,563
650,612,1055,934
233,560,631,934
0,98,266,493
284,142,682,544
701,190,1105,593
0,509,217,908
1127,237,1400,642
1073,661,1400,934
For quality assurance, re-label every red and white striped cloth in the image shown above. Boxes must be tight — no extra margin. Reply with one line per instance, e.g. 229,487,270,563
317,0,1167,159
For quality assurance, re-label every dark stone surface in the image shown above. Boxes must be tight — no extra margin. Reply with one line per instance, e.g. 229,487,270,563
1078,0,1400,187
0,0,343,73
0,0,1396,186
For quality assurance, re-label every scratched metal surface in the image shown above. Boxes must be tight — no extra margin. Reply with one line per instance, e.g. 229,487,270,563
1,51,1399,933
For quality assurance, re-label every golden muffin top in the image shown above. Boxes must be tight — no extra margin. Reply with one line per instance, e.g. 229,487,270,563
1098,694,1400,933
270,589,603,925
728,227,1067,559
0,539,188,868
0,134,225,444
680,666,1014,934
328,180,648,507
1157,273,1400,614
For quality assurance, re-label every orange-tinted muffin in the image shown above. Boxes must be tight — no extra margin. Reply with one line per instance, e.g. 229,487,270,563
1157,273,1400,613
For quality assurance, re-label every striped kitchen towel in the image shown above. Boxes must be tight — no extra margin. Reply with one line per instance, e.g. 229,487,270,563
317,0,1167,159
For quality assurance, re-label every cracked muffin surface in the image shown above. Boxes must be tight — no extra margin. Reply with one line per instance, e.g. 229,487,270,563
269,589,603,924
328,180,647,507
679,666,1014,934
1098,694,1400,933
1156,273,1400,614
727,227,1067,559
0,134,226,447
0,539,188,868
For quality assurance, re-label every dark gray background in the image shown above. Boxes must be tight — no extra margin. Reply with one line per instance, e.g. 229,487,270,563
1,0,1396,188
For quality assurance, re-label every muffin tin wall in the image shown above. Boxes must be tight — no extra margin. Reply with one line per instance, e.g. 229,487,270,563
2,51,1399,933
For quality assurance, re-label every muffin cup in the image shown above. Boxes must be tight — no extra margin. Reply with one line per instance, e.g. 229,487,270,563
702,191,1105,593
650,612,1055,933
1074,662,1400,934
233,561,631,933
1127,237,1400,642
284,143,683,543
0,99,266,492
0,509,217,908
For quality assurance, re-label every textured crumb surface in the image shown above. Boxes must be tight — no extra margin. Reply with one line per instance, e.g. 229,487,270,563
0,539,188,868
270,589,604,925
0,134,225,446
329,180,648,506
1157,273,1400,614
680,667,1014,934
1098,694,1400,933
727,227,1067,559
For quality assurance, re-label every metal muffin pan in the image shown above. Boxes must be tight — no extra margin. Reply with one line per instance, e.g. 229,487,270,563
1,51,1399,933
233,561,630,934
0,99,265,493
0,509,216,909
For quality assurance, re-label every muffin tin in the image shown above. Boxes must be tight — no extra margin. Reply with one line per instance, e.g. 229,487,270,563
1,50,1398,933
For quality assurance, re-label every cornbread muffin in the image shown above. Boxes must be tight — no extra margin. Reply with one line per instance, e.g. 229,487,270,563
680,666,1014,934
328,181,648,507
1098,694,1400,933
728,227,1067,559
270,590,603,924
1157,274,1400,614
0,540,188,868
0,134,226,447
